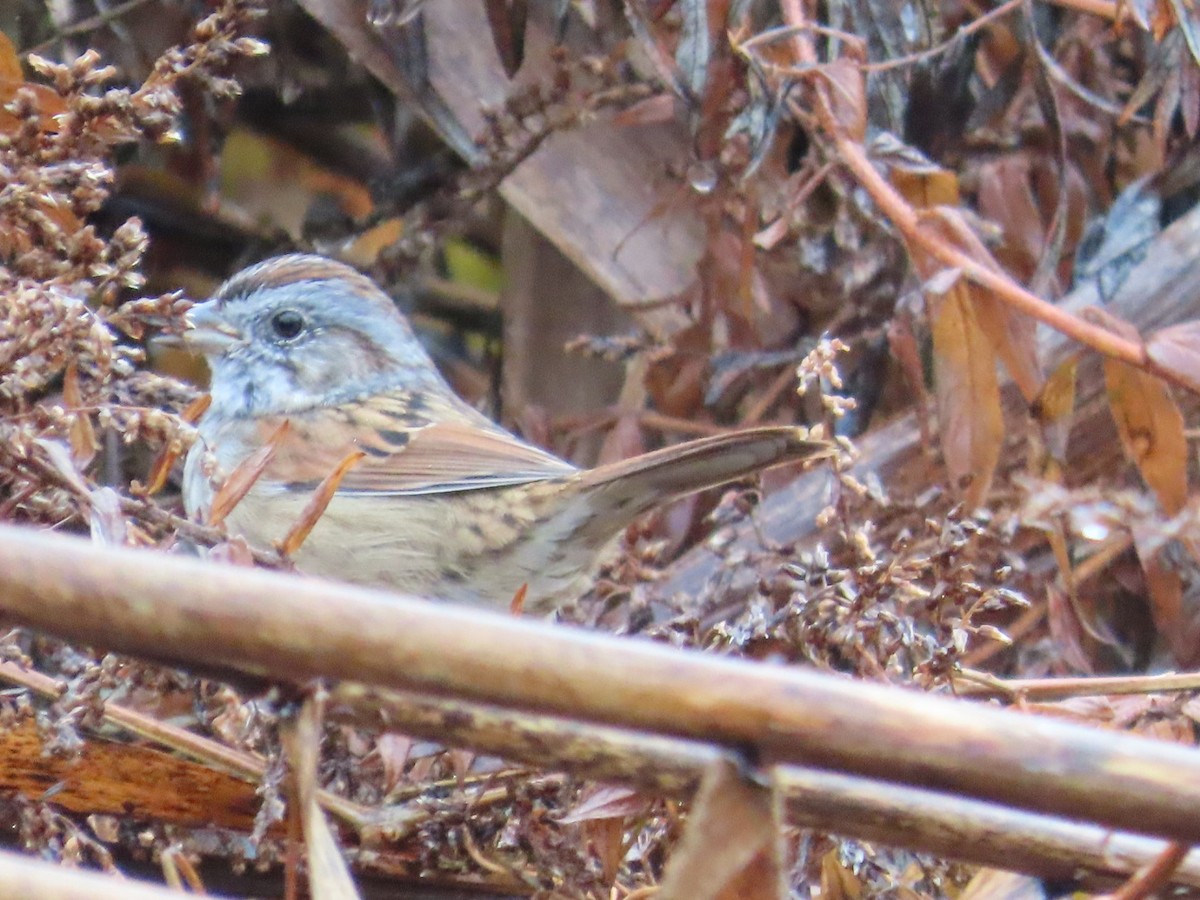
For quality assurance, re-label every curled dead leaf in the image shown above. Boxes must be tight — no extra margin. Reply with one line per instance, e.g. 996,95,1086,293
929,281,1004,509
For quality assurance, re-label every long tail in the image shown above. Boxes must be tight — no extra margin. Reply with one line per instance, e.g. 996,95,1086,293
577,426,833,532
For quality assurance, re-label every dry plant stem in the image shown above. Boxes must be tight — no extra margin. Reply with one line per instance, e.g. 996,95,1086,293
8,529,1200,843
331,685,1200,888
0,848,224,900
0,660,375,831
1101,843,1192,900
330,683,716,796
953,670,1200,700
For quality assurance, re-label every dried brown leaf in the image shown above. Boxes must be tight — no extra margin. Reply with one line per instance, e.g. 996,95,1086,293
207,536,257,567
1132,522,1200,667
446,747,474,787
819,849,863,900
0,32,72,139
276,449,365,557
558,784,646,824
63,363,99,470
958,868,1045,900
34,438,91,498
656,758,782,900
929,281,1004,508
208,421,290,527
820,58,866,142
889,166,960,208
0,31,20,81
281,695,361,900
376,733,414,795
924,209,1044,403
977,157,1044,282
1032,356,1078,467
613,92,677,128
509,582,528,615
139,395,211,497
1082,308,1188,515
1046,584,1095,674
484,0,527,77
1104,359,1188,516
564,786,650,884
583,817,625,888
1147,319,1200,393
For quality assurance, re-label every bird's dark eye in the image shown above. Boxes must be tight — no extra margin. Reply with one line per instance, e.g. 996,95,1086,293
270,309,305,340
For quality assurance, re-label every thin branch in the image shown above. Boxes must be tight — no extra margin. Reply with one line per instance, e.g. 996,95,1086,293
5,526,1200,843
1099,843,1192,900
331,685,1200,889
953,669,1200,701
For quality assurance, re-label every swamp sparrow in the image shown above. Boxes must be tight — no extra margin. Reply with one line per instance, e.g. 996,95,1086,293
182,254,831,612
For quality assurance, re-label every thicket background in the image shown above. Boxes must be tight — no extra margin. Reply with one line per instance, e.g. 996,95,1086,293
4,0,1200,897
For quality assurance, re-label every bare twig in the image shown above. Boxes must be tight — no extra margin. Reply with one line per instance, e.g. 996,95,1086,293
331,685,1200,889
5,526,1200,843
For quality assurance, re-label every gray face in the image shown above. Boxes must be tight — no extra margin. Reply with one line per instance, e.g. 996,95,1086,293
186,256,447,419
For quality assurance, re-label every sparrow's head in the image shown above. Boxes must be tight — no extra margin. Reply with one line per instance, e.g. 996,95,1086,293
185,254,445,418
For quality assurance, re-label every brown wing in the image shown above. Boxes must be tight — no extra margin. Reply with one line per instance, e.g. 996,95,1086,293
256,390,577,496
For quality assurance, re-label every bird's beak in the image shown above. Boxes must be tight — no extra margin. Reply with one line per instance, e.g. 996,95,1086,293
182,302,242,355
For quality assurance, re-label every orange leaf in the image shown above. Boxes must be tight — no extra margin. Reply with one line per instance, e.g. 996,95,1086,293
0,42,67,137
1104,355,1187,515
275,448,365,557
1147,319,1200,394
889,167,961,208
138,395,212,497
509,582,528,616
929,281,1004,508
1079,308,1193,517
0,32,21,81
819,849,863,900
922,208,1044,403
1031,356,1078,468
208,421,290,527
62,363,99,470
